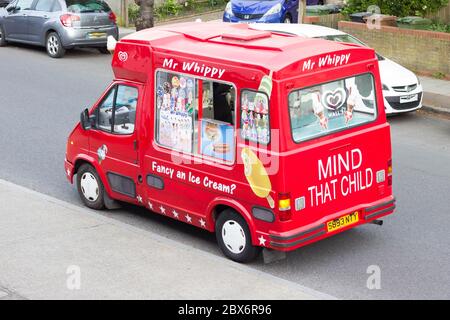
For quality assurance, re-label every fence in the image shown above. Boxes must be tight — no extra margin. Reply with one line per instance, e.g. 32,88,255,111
339,21,450,78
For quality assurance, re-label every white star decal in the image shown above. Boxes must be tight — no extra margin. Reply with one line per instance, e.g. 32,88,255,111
136,195,143,203
258,235,267,246
185,214,192,223
172,210,179,218
159,206,166,214
199,218,206,228
147,201,153,210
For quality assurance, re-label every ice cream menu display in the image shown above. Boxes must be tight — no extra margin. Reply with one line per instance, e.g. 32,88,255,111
156,72,196,153
200,120,235,163
240,90,270,144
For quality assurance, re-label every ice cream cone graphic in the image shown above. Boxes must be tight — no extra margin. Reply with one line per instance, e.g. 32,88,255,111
241,147,274,208
255,70,273,104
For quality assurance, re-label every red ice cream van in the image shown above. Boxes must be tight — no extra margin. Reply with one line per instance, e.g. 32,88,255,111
65,22,395,262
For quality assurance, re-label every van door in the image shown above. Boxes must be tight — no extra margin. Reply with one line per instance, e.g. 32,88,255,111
284,72,392,228
88,83,141,201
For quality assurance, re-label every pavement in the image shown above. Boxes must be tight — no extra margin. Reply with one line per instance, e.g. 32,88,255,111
0,179,331,300
419,76,450,115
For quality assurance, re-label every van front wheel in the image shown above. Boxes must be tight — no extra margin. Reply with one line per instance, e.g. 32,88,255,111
215,209,261,263
76,164,105,210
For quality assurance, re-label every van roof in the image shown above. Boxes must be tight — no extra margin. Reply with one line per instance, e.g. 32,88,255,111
119,21,375,76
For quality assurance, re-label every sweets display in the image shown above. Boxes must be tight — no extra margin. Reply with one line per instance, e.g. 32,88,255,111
156,73,195,152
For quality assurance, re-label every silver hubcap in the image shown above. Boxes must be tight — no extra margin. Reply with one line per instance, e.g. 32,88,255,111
47,35,59,55
222,220,246,254
80,172,99,202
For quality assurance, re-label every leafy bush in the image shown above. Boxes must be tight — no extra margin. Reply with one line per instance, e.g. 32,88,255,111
128,2,140,24
343,0,449,17
427,21,450,32
156,0,183,17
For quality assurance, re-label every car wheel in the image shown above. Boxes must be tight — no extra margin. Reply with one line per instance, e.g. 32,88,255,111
0,25,7,47
76,164,105,210
46,32,65,58
98,47,110,54
216,209,261,263
283,15,292,24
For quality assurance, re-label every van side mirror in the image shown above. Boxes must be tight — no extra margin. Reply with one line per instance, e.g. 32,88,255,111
80,108,92,130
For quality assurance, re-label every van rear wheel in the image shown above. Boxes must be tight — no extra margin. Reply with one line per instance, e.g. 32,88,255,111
215,209,261,263
76,164,105,210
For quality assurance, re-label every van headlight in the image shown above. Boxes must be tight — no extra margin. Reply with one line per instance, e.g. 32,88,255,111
263,3,282,17
225,1,233,15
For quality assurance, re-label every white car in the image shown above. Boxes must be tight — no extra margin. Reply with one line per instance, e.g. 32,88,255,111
250,23,423,114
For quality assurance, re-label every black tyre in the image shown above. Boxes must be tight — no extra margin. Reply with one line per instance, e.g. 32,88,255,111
0,24,7,47
283,15,292,24
98,47,109,54
215,209,261,263
46,32,66,58
76,164,105,210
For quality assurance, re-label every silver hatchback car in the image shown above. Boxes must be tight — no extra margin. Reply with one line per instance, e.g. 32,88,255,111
0,0,118,58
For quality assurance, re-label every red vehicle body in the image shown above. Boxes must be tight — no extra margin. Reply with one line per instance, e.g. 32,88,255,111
65,22,395,262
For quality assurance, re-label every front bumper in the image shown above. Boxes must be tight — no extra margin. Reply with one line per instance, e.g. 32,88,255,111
60,25,118,48
65,158,74,184
384,87,423,114
223,12,283,23
266,196,396,251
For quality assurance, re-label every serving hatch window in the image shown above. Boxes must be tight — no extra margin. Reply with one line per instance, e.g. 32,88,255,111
289,73,377,143
155,70,236,163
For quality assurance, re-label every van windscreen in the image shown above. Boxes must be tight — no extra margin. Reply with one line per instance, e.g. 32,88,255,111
288,73,377,143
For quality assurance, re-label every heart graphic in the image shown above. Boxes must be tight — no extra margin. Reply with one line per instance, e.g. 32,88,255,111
118,51,128,62
322,88,347,111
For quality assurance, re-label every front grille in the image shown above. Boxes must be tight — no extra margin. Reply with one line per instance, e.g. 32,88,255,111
233,12,264,20
392,84,417,92
386,93,422,110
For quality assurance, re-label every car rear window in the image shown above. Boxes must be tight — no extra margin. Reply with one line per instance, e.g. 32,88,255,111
65,0,110,13
288,73,378,143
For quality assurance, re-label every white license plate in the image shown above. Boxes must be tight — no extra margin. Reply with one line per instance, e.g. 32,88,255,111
400,94,418,103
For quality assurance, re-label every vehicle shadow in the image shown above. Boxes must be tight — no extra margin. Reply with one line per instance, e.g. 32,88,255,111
94,198,372,268
3,42,107,59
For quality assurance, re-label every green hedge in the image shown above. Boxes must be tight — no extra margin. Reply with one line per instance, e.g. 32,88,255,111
343,0,449,18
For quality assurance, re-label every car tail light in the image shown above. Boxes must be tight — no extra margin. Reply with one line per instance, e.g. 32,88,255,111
60,14,80,27
387,159,393,186
108,11,117,23
278,193,292,221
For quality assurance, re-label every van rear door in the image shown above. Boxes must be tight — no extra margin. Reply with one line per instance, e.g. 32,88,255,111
283,72,393,230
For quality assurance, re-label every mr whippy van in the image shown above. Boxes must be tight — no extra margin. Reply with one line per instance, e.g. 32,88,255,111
65,22,395,262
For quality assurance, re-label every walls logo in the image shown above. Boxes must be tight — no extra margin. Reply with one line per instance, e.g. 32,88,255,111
322,88,347,111
118,51,128,62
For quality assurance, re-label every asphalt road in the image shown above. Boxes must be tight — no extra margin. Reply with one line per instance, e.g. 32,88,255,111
0,43,449,300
